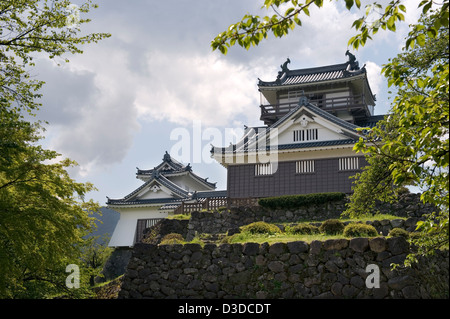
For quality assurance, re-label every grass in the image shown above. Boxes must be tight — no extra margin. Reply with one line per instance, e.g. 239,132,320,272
167,213,191,220
223,232,345,244
275,213,405,225
340,213,406,222
163,213,408,246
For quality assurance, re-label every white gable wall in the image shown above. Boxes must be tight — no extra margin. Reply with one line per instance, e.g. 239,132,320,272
137,187,173,200
108,206,168,247
277,121,347,145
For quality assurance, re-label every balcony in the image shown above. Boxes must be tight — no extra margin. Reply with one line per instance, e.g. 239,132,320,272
260,94,369,125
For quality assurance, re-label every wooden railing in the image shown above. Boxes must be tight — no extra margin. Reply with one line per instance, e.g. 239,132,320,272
173,197,259,215
134,218,164,243
260,94,367,123
227,197,259,208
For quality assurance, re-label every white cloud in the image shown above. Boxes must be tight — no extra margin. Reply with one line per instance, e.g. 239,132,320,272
36,47,141,177
364,61,383,98
134,52,261,127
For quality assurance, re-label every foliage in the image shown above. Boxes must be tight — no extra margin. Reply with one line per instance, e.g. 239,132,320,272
349,13,449,261
160,233,184,245
286,223,319,235
1,0,110,115
79,235,113,286
388,227,410,239
0,0,109,298
258,192,346,210
343,223,378,237
240,221,282,235
319,219,345,235
168,214,191,220
0,113,100,297
211,0,448,54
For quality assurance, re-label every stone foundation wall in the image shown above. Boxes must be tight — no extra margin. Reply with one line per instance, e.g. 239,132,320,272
118,237,449,299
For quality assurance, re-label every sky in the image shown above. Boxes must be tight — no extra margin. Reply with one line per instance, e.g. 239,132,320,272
31,0,423,206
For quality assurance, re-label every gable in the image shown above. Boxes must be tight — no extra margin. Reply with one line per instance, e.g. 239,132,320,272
244,104,360,151
277,121,348,145
135,181,174,200
132,180,176,200
276,110,353,145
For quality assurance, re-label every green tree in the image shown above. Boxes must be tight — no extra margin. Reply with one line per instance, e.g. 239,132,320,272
348,15,449,262
1,0,109,298
79,235,113,287
212,0,449,260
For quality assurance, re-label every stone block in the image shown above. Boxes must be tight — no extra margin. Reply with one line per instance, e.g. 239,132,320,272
369,237,387,253
387,236,409,255
243,242,260,256
310,240,322,254
287,241,309,254
268,261,285,273
323,239,349,251
269,242,286,255
349,238,369,252
388,275,414,290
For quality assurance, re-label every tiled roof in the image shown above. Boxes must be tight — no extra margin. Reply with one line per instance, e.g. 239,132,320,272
107,189,228,207
136,151,216,188
258,62,367,87
356,115,386,128
107,197,182,206
217,139,358,154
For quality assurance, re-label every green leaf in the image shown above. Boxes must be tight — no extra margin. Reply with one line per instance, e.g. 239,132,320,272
345,0,354,10
314,0,323,7
387,16,396,31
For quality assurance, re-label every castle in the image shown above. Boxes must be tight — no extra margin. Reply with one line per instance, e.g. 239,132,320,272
107,52,384,247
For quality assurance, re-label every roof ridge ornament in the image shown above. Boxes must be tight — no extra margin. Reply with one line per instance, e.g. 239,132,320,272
152,168,160,179
344,50,366,77
163,151,171,162
345,50,359,71
298,91,309,106
276,57,290,84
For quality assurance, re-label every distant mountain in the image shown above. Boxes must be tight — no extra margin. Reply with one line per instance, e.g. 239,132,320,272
86,207,120,244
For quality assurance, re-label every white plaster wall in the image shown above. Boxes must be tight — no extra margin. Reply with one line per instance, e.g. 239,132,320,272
277,122,346,145
138,187,172,200
108,206,168,247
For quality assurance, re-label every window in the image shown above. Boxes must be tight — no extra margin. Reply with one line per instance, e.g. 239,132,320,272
296,160,315,173
255,163,273,176
293,129,318,142
339,157,359,171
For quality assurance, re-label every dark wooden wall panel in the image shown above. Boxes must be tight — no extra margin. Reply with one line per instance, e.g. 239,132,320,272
227,156,367,198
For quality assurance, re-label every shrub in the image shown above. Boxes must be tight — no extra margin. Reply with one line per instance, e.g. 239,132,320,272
319,219,345,235
343,223,378,237
287,223,319,235
240,221,282,235
258,192,346,210
160,233,184,245
388,227,410,239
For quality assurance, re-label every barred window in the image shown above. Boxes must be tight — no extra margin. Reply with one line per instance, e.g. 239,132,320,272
338,157,359,171
293,129,318,142
255,163,273,176
296,160,315,173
